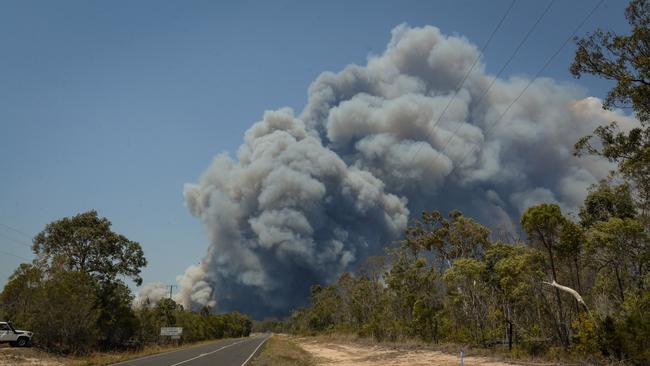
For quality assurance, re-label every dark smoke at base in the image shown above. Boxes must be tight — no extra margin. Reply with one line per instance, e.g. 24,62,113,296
137,24,638,317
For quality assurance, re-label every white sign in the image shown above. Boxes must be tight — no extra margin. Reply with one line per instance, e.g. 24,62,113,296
160,327,183,336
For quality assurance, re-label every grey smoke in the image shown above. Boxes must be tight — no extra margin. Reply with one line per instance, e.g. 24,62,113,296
161,24,638,318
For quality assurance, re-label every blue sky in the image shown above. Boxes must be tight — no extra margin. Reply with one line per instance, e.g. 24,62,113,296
0,0,629,290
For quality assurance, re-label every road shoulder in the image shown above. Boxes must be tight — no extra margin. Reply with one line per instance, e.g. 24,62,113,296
262,335,528,366
248,334,314,366
0,337,247,366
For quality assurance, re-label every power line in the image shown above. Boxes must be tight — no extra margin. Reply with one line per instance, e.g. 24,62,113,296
0,223,33,239
429,0,555,170
0,231,32,249
408,0,516,165
449,0,606,179
0,249,31,262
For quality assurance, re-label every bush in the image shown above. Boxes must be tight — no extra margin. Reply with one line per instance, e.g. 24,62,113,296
30,269,100,354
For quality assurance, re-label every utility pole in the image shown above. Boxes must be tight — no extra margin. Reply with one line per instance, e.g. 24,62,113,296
169,285,177,299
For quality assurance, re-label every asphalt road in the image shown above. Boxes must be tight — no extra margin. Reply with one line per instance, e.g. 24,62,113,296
110,334,271,366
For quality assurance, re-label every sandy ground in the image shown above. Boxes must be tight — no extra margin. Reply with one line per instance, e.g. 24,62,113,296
294,337,521,366
0,345,63,365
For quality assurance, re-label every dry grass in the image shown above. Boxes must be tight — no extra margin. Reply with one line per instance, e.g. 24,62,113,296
0,345,63,365
0,339,236,366
248,334,314,366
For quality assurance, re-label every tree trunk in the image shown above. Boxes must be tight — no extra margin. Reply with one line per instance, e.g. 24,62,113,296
574,257,582,293
615,266,625,302
546,245,568,347
506,319,513,351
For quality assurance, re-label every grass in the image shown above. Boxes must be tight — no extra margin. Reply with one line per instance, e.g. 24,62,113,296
248,334,314,366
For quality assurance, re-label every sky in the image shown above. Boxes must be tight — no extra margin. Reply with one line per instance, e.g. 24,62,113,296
0,0,630,292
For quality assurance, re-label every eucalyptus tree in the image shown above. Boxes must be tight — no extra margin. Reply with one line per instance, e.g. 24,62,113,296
572,0,650,220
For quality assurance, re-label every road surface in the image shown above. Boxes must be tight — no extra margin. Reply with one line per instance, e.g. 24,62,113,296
110,334,270,366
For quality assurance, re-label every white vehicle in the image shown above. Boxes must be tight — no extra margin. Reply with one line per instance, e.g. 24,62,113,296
0,321,33,347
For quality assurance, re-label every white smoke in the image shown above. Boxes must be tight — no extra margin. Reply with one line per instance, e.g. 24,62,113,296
169,24,638,317
134,282,174,308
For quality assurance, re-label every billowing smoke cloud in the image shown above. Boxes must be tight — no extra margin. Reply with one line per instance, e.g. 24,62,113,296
134,282,173,308
172,24,638,318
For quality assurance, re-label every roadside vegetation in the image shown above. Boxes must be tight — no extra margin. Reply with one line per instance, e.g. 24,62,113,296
0,210,252,355
0,338,236,366
270,1,650,364
248,335,314,366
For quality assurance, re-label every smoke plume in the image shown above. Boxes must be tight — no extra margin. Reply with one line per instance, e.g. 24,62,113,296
168,24,637,318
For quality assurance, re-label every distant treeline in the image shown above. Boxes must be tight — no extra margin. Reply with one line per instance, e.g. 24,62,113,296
135,299,252,345
0,210,252,354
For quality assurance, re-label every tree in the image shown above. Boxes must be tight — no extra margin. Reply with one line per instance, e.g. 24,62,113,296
572,0,650,218
134,298,159,343
155,298,180,327
96,281,139,348
404,210,491,270
443,258,490,346
29,268,100,354
587,217,650,302
30,210,147,348
386,252,440,340
0,263,43,326
32,210,147,285
521,204,571,347
485,243,546,351
579,181,637,227
558,221,586,294
306,284,340,332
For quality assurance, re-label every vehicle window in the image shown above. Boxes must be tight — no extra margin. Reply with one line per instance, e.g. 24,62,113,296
0,324,9,331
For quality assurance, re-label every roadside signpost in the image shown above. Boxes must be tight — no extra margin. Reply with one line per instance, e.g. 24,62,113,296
160,327,183,344
160,327,183,336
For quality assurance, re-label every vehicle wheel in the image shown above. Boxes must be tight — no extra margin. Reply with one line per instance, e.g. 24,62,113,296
16,337,28,347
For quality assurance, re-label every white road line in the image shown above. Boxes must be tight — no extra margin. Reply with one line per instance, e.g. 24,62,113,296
109,338,247,366
240,334,271,366
169,338,250,366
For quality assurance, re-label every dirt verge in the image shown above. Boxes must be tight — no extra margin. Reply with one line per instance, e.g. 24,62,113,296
293,336,525,366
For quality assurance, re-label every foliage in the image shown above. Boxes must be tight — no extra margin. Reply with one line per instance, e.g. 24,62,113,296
579,182,637,227
1,265,100,354
572,0,650,219
32,210,147,285
134,298,252,344
571,0,650,123
0,210,253,354
287,201,649,363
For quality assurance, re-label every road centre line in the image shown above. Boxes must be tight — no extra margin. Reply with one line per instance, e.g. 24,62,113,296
110,338,248,366
169,336,264,366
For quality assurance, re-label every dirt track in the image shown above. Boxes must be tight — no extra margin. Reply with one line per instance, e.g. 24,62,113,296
295,337,521,366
